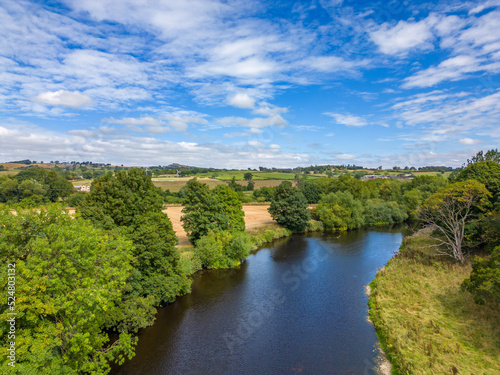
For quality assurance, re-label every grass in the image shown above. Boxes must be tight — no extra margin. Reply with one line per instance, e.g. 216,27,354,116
369,229,500,374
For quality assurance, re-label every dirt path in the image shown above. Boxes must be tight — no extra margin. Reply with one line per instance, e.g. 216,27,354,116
163,205,275,247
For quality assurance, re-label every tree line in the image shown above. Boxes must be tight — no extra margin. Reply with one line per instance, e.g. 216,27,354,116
1,150,499,373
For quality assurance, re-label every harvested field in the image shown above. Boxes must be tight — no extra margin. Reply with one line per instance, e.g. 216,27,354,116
153,178,224,192
163,204,274,247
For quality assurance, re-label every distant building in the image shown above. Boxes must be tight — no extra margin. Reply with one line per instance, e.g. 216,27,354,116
361,175,388,180
74,185,90,192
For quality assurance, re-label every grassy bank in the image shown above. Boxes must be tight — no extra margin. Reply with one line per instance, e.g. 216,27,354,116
368,229,500,374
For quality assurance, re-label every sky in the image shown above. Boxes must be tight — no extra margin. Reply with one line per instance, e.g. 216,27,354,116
0,0,499,169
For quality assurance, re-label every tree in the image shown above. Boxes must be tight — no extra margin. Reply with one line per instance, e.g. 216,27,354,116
0,209,136,374
244,172,253,181
227,176,244,192
302,181,321,204
467,149,500,164
80,168,164,228
418,180,491,263
452,160,500,208
213,184,245,232
268,182,309,232
246,180,255,191
123,212,191,305
79,168,189,309
315,191,364,231
181,179,229,243
462,246,500,305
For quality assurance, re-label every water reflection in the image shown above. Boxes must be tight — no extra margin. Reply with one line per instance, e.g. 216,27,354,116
112,227,404,375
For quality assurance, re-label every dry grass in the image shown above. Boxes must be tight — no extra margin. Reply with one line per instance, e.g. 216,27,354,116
369,232,500,374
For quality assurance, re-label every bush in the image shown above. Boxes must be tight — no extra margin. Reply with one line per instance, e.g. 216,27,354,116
462,246,500,306
178,250,202,275
195,231,252,269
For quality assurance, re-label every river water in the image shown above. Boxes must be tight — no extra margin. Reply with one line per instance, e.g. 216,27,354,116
112,227,405,375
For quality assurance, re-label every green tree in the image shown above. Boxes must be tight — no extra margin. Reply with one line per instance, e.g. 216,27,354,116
181,179,229,243
244,172,253,181
452,160,500,208
79,168,189,309
315,191,364,231
363,199,407,226
227,176,244,192
419,180,491,263
302,181,321,204
0,209,136,374
123,212,191,305
213,184,245,231
80,168,164,229
268,182,310,232
246,180,255,191
462,246,500,305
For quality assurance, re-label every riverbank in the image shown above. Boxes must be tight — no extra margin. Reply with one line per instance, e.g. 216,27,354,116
368,229,500,374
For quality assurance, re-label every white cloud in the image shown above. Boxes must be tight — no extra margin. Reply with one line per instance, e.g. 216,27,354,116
32,90,93,108
248,140,264,147
402,10,500,88
370,19,434,55
219,114,287,129
390,89,500,147
228,92,255,109
459,138,481,145
301,56,370,73
107,116,163,127
324,112,368,127
0,120,310,168
403,55,488,88
163,112,209,132
337,153,357,160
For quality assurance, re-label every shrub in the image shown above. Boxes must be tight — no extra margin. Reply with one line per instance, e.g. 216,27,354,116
462,246,500,305
195,230,253,269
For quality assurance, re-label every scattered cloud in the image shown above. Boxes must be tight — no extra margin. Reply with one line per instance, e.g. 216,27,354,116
228,92,256,109
324,112,368,127
370,19,434,56
336,153,357,160
32,90,93,108
459,137,481,145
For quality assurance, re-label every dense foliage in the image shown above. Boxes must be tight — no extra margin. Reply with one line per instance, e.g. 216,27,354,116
80,169,164,229
0,209,136,374
462,246,500,306
195,231,253,269
181,179,230,243
213,184,245,232
419,180,491,263
268,182,310,233
79,168,190,324
0,166,74,205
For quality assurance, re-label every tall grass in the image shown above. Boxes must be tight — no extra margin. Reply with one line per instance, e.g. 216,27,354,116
369,230,500,374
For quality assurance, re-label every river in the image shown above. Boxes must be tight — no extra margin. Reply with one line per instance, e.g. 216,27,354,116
112,227,405,375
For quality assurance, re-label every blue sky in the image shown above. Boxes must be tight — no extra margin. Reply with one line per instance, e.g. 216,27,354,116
0,0,499,168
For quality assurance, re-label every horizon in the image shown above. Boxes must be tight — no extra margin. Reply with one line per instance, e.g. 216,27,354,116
1,0,499,168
